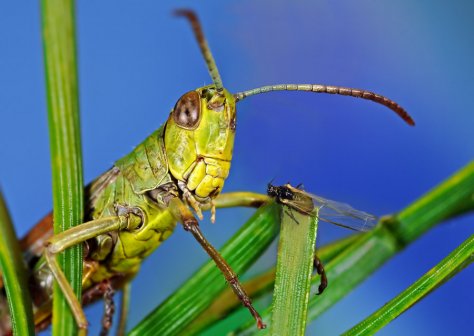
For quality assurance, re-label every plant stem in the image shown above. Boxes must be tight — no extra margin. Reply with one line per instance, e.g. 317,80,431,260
40,0,84,335
0,190,35,335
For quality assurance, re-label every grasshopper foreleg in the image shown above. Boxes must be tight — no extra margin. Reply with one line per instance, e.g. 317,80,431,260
212,191,270,209
44,215,129,333
169,197,266,329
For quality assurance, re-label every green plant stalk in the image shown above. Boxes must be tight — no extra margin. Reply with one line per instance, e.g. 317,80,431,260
233,161,474,334
40,0,83,335
269,206,319,336
343,234,474,335
0,190,35,335
117,283,131,336
184,234,360,335
128,202,280,336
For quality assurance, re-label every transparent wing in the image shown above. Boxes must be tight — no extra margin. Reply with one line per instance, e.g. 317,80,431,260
307,192,378,232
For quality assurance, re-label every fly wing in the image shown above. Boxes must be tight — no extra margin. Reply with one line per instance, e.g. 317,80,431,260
307,193,378,232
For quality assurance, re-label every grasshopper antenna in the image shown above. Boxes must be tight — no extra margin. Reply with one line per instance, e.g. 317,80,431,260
234,84,415,126
175,9,224,92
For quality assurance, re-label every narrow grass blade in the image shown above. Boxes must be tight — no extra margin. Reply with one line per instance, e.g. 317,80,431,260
40,0,84,335
343,234,474,335
0,190,35,335
128,202,280,336
185,234,359,335
233,161,474,334
269,206,319,336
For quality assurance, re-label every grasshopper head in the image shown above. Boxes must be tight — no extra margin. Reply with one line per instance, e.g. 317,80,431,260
164,85,236,203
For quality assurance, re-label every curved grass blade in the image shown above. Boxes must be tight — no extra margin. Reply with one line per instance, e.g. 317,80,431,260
233,161,474,335
343,234,474,335
128,202,280,336
0,189,35,335
269,205,319,336
40,0,84,335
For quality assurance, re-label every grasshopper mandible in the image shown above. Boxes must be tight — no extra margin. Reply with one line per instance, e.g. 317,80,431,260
0,9,414,335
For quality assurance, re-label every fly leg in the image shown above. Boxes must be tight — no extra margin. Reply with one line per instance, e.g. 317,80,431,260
313,254,328,295
169,197,266,329
43,215,129,334
284,207,300,224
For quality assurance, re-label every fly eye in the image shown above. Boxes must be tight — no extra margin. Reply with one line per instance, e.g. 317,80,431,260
173,91,201,129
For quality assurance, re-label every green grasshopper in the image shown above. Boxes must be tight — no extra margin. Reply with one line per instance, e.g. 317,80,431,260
0,9,414,335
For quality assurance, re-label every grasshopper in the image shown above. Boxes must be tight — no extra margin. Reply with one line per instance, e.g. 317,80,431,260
0,9,414,335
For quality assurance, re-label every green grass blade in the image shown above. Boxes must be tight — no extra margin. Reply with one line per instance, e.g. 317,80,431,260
40,0,84,335
0,190,35,335
117,283,131,336
185,234,359,335
269,206,319,336
233,161,474,334
343,234,474,336
128,202,280,336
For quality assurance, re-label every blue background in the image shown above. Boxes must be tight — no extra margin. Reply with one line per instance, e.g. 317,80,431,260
1,1,473,335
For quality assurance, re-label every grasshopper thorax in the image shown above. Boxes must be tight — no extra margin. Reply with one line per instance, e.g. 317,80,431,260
164,86,236,204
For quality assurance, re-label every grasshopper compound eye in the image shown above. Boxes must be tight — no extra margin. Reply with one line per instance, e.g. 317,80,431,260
173,91,201,129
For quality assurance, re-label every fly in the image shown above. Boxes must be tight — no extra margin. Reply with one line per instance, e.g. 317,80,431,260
267,183,378,232
267,182,378,295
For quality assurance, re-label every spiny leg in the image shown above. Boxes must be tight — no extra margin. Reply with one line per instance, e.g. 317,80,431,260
81,279,116,336
169,197,266,329
44,215,128,332
99,280,115,336
313,254,328,295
